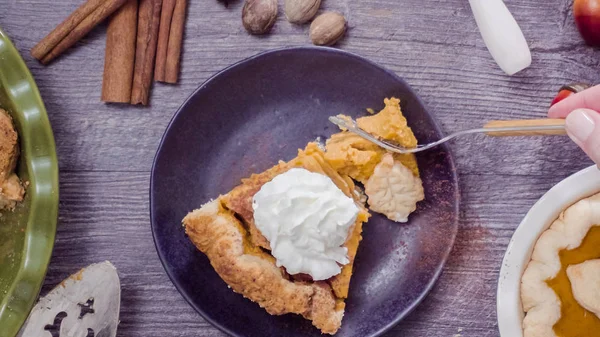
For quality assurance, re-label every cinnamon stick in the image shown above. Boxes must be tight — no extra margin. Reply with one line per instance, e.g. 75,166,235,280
154,0,176,82
32,0,129,64
131,0,163,105
102,0,138,103
163,0,187,83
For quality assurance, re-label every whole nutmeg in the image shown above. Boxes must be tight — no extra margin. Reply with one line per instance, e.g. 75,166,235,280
574,0,600,46
285,0,321,24
242,0,278,35
310,12,347,46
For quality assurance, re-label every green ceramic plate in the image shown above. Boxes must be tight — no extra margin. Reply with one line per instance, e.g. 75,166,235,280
0,28,59,337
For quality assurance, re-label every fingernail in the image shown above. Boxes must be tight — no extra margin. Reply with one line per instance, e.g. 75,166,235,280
566,109,596,143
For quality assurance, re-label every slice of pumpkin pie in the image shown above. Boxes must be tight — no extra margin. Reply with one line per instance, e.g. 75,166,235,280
184,143,370,334
183,98,424,334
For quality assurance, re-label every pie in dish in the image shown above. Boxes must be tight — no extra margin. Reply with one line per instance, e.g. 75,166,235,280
521,192,600,337
567,259,600,318
183,98,424,334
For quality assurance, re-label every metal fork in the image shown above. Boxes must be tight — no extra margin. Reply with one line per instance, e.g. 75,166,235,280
328,116,567,154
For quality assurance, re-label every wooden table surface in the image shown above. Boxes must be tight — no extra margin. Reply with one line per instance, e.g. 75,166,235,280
1,0,598,336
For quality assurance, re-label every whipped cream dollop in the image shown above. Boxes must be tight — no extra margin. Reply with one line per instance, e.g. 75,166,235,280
252,168,359,281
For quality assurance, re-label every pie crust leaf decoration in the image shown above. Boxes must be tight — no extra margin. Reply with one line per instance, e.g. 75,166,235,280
364,154,424,223
521,193,600,337
567,259,600,319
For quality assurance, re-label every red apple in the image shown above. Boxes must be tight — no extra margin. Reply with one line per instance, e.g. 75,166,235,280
550,83,591,106
574,0,600,46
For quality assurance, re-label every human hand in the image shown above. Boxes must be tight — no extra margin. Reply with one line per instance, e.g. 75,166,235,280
548,84,600,165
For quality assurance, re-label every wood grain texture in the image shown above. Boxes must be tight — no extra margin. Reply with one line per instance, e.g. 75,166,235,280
1,0,598,336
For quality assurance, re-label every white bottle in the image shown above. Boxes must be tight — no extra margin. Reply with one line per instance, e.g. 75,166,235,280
469,0,532,75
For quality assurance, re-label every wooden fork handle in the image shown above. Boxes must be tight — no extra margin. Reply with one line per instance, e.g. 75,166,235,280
484,119,566,136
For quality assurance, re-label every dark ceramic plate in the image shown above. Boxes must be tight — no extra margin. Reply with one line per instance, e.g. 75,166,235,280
150,47,459,337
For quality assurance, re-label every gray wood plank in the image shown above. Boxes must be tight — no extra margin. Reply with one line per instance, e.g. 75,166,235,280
1,0,599,336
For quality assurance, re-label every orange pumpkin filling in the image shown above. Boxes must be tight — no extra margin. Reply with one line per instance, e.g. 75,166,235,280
547,226,600,337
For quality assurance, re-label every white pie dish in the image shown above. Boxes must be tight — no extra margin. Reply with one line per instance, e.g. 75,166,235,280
497,165,600,337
